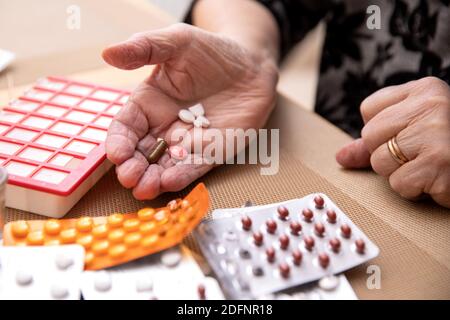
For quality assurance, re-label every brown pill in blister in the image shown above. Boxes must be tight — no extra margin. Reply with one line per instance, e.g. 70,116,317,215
302,208,313,222
290,221,302,235
147,138,168,164
266,219,277,234
314,222,325,237
277,206,289,220
341,224,352,238
241,216,252,231
326,209,337,223
318,253,330,268
266,247,276,262
355,239,365,254
329,238,341,253
279,263,290,278
304,235,315,250
292,249,303,266
253,231,263,246
279,234,289,250
314,195,325,209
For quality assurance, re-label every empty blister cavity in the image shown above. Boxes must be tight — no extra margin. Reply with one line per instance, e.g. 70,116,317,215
9,100,40,112
80,128,107,142
36,134,69,148
65,140,97,154
51,122,83,135
49,154,82,169
5,161,37,177
79,99,109,112
6,128,39,141
65,111,96,123
22,116,54,129
33,168,68,184
65,84,93,96
37,105,68,117
118,95,129,104
0,124,10,134
51,94,80,106
91,90,121,101
94,116,113,128
19,147,53,162
0,141,23,155
106,104,122,115
37,78,66,91
24,89,54,101
0,111,25,123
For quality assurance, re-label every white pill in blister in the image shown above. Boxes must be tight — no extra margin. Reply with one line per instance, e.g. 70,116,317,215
193,115,210,128
94,271,112,292
188,104,205,117
16,270,33,286
318,275,339,291
178,109,195,123
50,284,69,299
136,277,154,292
160,249,182,267
55,254,74,270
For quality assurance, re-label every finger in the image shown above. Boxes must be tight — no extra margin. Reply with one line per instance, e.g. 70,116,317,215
370,142,401,177
360,81,413,123
335,138,371,169
160,160,213,192
428,169,450,208
106,101,149,165
115,151,149,189
102,24,191,70
388,157,429,200
132,164,164,200
361,96,425,153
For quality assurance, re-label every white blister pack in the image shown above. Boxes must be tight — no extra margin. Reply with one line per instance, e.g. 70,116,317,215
80,245,224,300
195,194,379,299
0,245,85,300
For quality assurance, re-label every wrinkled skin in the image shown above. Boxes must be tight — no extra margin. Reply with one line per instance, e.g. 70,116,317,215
102,23,278,200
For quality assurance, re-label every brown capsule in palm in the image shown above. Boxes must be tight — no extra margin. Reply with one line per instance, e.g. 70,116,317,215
147,138,168,164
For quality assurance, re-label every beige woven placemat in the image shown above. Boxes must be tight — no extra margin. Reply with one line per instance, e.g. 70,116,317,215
5,150,450,299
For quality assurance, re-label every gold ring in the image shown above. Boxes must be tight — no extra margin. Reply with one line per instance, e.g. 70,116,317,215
387,136,408,165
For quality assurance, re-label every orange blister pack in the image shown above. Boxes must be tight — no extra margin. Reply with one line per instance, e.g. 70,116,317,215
3,183,209,270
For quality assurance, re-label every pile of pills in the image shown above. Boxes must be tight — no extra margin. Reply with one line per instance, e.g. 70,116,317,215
0,245,84,300
178,104,210,128
194,193,379,299
80,246,224,300
3,183,209,270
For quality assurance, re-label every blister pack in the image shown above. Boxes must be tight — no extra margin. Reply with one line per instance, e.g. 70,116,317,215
3,183,209,270
210,205,357,300
194,193,379,298
80,245,224,300
0,245,85,300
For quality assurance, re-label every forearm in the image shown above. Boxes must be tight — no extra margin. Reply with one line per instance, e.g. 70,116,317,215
192,0,280,63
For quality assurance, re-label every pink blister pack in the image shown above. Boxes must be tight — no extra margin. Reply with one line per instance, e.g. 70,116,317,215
194,194,379,299
0,77,130,217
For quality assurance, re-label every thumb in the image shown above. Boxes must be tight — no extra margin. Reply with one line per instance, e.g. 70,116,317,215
102,24,191,70
336,138,371,169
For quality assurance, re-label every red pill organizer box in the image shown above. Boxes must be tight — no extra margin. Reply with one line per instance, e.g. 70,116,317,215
0,77,130,217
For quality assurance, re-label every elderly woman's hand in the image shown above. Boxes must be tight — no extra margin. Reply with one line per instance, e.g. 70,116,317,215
336,77,450,208
102,23,278,200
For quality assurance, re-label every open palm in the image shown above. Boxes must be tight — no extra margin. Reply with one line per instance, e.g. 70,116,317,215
102,24,278,200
